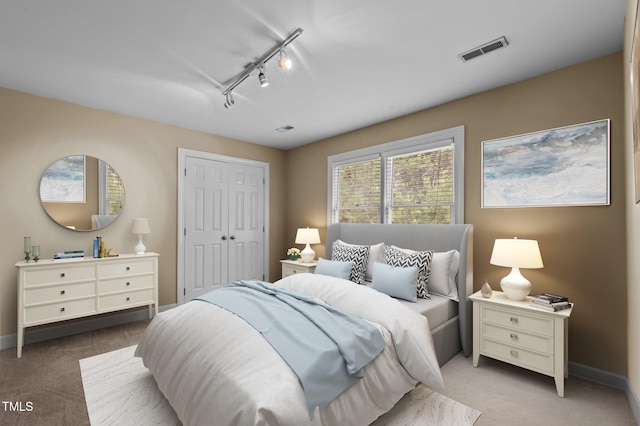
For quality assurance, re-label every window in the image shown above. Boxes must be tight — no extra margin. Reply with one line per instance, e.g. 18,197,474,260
99,161,125,215
328,126,464,225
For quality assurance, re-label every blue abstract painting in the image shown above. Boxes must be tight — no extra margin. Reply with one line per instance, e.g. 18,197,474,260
482,119,610,208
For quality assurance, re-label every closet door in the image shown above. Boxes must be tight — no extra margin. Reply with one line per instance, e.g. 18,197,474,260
228,163,264,283
184,157,229,301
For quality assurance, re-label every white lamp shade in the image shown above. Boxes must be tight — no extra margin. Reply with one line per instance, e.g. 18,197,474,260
295,228,321,262
490,238,543,300
490,238,543,269
295,228,321,244
129,218,151,235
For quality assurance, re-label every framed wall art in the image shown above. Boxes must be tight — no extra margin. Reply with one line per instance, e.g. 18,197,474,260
482,119,610,208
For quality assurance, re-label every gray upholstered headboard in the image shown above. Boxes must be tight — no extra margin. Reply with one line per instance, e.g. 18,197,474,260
325,223,473,357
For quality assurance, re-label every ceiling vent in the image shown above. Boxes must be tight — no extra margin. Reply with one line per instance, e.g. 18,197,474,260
458,36,509,62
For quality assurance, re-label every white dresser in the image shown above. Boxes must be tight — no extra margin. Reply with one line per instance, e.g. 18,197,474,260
15,252,159,358
470,291,573,397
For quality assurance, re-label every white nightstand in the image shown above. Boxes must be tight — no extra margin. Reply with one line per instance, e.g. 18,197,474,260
280,259,317,278
470,290,573,397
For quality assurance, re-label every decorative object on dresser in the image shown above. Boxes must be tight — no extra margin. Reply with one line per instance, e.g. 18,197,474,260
130,218,151,254
295,227,321,262
470,290,573,397
489,237,543,300
280,259,317,278
15,252,159,358
480,279,492,298
24,236,32,262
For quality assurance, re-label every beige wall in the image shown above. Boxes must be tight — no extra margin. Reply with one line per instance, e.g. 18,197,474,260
0,88,287,337
625,0,640,408
286,53,627,375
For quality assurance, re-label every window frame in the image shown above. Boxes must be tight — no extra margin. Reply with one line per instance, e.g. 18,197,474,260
327,125,465,225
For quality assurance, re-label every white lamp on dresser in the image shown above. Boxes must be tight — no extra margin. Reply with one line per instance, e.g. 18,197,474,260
489,237,543,300
130,218,151,255
295,227,321,263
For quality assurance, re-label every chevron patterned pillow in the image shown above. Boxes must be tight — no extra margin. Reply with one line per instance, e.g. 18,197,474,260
384,245,434,299
331,241,370,285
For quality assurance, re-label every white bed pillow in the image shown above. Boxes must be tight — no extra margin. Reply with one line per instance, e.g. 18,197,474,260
371,262,418,302
428,250,460,301
384,245,433,299
331,240,370,285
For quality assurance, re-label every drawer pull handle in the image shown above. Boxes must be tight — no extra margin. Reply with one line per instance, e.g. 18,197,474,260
510,350,518,357
510,317,518,324
60,290,66,295
510,333,518,340
60,273,66,278
60,307,66,312
126,282,130,286
126,266,131,271
126,297,130,301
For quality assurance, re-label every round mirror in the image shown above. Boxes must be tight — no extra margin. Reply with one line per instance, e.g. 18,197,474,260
39,155,125,231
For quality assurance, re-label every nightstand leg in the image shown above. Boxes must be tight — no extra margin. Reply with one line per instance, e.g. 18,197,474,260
17,328,23,358
554,376,565,397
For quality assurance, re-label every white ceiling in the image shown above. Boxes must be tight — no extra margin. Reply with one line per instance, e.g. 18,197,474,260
0,0,626,150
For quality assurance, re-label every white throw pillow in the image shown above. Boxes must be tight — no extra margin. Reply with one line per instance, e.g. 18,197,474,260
428,250,460,301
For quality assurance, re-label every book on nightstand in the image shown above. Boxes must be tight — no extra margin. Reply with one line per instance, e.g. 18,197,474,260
530,293,571,311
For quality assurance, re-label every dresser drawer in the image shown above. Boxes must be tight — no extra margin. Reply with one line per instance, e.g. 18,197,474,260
99,260,155,278
99,274,154,294
99,289,154,311
481,323,553,354
481,305,553,336
24,282,96,305
23,266,95,287
481,338,554,374
24,298,97,325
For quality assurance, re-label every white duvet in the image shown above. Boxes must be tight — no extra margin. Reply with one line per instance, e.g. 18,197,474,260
135,273,444,426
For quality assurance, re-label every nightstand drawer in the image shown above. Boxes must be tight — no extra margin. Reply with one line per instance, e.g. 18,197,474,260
481,339,554,374
482,323,553,354
24,298,97,325
282,262,316,277
481,305,553,336
24,282,96,305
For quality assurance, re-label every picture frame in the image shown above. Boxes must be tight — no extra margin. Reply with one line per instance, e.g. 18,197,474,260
631,1,640,203
481,119,610,208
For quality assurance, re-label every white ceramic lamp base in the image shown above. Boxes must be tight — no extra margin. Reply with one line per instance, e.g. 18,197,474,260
134,235,147,255
499,267,531,300
300,244,315,263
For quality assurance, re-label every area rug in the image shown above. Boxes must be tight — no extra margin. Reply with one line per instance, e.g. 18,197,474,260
80,346,481,425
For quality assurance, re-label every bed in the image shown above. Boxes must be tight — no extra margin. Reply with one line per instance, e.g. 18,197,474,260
135,223,473,425
324,223,474,365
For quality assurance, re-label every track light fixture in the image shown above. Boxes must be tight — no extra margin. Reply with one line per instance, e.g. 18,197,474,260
221,27,303,108
258,65,269,88
224,92,234,109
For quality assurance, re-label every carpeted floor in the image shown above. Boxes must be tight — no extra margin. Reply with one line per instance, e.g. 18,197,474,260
1,319,637,425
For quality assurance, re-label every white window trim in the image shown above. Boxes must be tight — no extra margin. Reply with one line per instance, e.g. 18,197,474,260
327,125,465,225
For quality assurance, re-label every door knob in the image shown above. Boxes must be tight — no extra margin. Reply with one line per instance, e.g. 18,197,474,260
221,236,227,240
230,235,236,240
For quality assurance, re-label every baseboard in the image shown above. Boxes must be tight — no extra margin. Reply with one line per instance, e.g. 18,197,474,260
569,361,640,425
0,304,177,351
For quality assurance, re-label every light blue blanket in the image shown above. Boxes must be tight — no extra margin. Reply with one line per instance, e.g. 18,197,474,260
196,280,386,418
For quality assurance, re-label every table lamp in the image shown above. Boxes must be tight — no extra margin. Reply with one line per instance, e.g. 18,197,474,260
130,218,151,255
295,227,321,263
490,237,543,300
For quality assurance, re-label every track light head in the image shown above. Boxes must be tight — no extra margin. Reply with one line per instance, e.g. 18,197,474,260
224,92,235,109
258,66,269,87
277,49,292,70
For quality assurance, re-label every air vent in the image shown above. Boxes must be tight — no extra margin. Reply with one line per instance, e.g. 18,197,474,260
275,125,294,133
458,36,508,62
